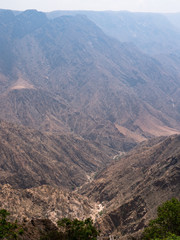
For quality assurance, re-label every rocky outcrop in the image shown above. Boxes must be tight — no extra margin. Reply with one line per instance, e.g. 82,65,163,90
0,184,99,223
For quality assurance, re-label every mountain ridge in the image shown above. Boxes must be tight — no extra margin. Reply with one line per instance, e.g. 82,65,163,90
0,9,180,238
0,10,180,149
0,119,113,189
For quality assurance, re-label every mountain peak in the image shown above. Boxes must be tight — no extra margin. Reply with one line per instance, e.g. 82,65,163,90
13,9,48,38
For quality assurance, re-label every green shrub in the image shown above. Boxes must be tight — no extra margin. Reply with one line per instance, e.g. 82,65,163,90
41,217,99,240
0,209,23,239
57,217,99,240
142,198,180,239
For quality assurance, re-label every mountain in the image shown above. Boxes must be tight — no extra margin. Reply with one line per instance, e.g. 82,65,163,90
0,9,180,238
47,10,180,55
80,134,180,238
0,9,180,151
165,13,180,31
0,119,112,189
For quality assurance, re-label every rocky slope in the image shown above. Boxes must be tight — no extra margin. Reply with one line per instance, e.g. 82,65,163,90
1,134,179,238
0,183,104,240
0,10,180,238
80,134,180,237
0,9,180,151
0,120,112,189
0,184,101,223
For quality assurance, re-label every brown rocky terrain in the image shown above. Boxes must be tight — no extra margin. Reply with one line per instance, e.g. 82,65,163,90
0,87,134,151
0,184,101,223
0,9,180,238
0,10,180,151
0,184,103,240
80,134,180,238
0,134,179,238
19,219,58,240
0,119,113,189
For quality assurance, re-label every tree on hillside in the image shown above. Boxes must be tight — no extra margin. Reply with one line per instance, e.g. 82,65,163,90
41,217,99,240
57,217,99,240
0,209,23,239
142,198,180,240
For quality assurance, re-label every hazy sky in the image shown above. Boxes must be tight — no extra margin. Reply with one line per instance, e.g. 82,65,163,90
0,0,180,13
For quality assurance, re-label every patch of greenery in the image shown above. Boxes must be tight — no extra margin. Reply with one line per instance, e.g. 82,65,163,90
99,210,103,216
0,209,23,239
41,217,99,240
142,198,180,240
58,217,99,240
154,233,180,239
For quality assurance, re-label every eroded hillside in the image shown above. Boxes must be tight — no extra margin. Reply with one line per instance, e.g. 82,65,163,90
79,135,180,237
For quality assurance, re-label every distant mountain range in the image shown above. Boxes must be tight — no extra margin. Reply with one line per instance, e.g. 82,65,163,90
0,9,180,150
47,10,180,55
0,9,180,238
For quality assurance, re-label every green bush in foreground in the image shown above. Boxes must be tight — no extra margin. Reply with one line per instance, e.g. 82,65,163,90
142,198,180,240
0,209,23,239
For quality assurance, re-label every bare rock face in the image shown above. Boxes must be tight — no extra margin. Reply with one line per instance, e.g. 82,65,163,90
80,135,180,237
